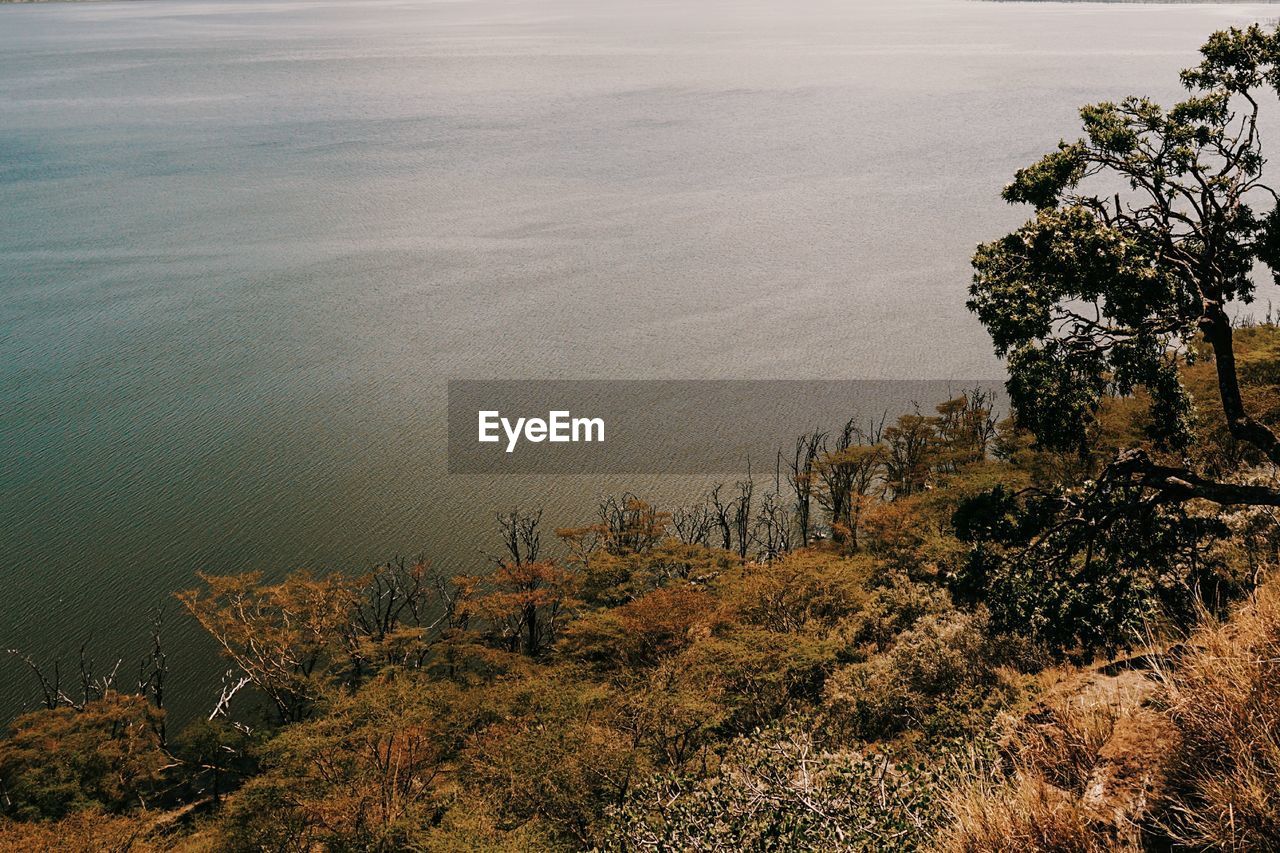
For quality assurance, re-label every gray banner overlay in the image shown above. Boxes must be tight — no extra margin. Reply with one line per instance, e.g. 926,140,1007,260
448,380,1003,474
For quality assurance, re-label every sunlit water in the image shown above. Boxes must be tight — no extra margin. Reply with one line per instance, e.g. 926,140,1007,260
3,0,1278,720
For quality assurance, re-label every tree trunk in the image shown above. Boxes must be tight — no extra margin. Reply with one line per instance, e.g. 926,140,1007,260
524,602,538,657
1202,306,1280,466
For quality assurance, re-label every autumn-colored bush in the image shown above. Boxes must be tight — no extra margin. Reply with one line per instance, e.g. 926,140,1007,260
219,673,478,851
177,560,460,723
460,673,641,844
824,609,1021,740
559,583,720,669
573,540,736,606
716,551,872,632
0,693,167,821
671,625,833,732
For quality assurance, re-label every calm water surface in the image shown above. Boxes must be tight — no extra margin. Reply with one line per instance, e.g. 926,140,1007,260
2,0,1278,719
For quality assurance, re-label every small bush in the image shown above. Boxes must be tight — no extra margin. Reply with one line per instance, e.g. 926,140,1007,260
836,572,952,652
599,725,945,851
824,610,1020,739
0,694,167,821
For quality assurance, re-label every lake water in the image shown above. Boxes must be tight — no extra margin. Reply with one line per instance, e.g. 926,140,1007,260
3,0,1279,720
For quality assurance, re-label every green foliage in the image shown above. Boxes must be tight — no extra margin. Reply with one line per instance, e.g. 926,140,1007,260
952,481,1232,658
963,19,1280,666
1001,142,1087,208
1180,24,1280,94
970,203,1193,454
970,31,1280,456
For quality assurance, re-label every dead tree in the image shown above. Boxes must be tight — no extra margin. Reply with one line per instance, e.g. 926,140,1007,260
789,430,825,547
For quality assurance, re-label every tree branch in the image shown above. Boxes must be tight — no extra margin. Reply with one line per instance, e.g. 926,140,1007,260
1109,449,1280,506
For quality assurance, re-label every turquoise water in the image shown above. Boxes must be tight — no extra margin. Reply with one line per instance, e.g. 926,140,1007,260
2,0,1278,720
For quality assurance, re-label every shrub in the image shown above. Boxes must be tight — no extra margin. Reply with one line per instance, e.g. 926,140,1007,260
574,541,735,606
716,551,872,633
951,484,1232,659
600,725,946,851
673,626,833,732
460,673,641,845
558,583,720,670
835,571,952,652
824,610,1019,740
218,673,478,851
0,694,167,821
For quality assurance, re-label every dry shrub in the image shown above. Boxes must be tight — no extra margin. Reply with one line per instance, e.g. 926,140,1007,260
0,808,163,852
823,610,1019,740
943,580,1280,853
1158,582,1280,851
939,770,1132,853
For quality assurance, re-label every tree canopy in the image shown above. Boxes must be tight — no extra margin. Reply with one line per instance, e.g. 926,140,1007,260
970,24,1280,506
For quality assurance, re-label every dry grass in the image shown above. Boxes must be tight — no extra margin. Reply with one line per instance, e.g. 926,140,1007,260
1001,689,1129,793
938,770,1135,853
942,580,1280,853
1156,583,1280,851
939,687,1143,853
0,804,220,852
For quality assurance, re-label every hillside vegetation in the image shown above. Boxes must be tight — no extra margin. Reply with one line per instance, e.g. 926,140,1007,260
0,321,1274,851
6,22,1280,852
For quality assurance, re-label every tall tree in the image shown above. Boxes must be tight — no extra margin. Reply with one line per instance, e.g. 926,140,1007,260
970,24,1280,508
